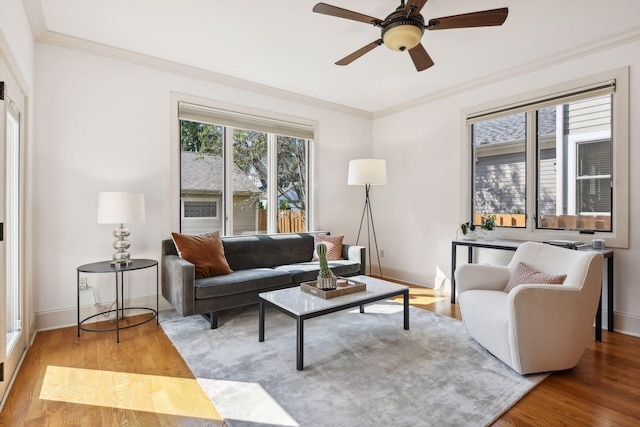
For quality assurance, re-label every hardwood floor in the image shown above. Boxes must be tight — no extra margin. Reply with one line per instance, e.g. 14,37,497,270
0,315,223,426
1,286,639,426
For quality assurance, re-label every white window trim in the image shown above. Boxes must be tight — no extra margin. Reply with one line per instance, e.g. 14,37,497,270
460,67,629,248
170,92,317,235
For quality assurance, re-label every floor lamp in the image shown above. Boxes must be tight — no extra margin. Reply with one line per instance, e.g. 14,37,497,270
348,159,387,278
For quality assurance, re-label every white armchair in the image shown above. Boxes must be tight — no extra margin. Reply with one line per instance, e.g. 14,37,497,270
455,241,604,375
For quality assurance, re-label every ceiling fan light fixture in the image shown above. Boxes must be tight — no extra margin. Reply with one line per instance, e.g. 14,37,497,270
383,24,423,51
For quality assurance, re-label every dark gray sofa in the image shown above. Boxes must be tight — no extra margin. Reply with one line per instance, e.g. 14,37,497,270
161,232,366,328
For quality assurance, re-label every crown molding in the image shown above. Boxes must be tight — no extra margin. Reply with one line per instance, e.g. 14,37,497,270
23,0,47,40
373,26,640,118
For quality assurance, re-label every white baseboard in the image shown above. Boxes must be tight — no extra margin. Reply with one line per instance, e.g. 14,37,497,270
378,266,435,288
33,295,173,332
612,310,640,338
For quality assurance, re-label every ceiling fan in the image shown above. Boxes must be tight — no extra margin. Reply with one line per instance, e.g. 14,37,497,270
312,0,508,71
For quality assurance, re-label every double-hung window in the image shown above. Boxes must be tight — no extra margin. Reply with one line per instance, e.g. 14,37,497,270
176,101,313,236
464,68,629,247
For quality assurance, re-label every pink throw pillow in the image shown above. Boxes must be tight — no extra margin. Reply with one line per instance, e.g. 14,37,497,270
504,262,566,293
311,234,344,261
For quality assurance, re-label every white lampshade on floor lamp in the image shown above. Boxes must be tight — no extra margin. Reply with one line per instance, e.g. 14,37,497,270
348,159,387,278
97,192,145,265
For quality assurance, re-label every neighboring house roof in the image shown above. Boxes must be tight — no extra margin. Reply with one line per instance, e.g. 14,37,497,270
475,107,556,145
181,151,261,194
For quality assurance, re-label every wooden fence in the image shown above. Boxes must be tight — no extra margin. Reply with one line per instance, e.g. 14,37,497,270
475,213,610,230
475,213,526,227
258,209,306,233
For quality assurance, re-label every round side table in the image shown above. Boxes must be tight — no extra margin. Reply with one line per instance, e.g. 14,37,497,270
77,259,158,343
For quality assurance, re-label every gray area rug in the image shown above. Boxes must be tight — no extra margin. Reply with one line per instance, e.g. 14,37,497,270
161,302,546,427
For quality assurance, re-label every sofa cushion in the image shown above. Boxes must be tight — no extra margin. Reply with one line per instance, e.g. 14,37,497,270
221,233,316,270
194,268,292,299
171,231,233,279
504,262,567,293
312,234,344,261
274,260,362,284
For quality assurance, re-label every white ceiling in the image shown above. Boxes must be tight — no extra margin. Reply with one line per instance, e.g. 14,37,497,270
33,0,640,113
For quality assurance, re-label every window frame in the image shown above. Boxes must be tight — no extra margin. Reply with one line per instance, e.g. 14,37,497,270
461,67,629,248
182,198,220,220
170,93,317,236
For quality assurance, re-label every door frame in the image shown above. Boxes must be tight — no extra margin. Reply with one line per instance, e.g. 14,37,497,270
0,41,30,409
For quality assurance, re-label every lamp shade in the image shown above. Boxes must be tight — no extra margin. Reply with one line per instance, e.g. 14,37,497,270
348,159,388,186
97,192,145,224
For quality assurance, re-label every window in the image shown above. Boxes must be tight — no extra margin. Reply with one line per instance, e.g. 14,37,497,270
183,200,218,218
177,101,313,236
464,68,629,247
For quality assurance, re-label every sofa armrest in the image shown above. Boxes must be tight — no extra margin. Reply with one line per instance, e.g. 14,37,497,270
161,254,196,316
342,244,366,276
455,264,511,294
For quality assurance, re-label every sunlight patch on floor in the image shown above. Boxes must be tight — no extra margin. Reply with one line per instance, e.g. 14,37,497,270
407,293,448,305
198,378,299,426
387,287,448,307
40,366,220,420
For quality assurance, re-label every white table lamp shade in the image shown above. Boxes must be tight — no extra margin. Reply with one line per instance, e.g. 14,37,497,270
97,192,145,224
348,159,387,186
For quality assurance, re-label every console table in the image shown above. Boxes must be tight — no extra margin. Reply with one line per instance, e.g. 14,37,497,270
77,259,159,343
451,239,614,342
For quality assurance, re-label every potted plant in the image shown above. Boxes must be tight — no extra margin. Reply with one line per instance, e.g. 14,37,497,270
459,222,477,241
481,214,497,240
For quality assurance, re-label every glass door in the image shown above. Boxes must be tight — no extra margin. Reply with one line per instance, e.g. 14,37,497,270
0,57,26,403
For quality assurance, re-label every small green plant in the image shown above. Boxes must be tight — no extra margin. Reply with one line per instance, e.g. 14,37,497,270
481,214,497,231
279,199,291,210
460,222,476,235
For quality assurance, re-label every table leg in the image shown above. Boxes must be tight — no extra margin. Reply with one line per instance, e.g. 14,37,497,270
296,317,304,371
77,270,81,337
115,272,120,343
451,242,457,304
607,256,614,332
120,271,125,320
596,295,602,342
259,301,265,342
360,305,365,313
156,264,159,324
403,290,410,330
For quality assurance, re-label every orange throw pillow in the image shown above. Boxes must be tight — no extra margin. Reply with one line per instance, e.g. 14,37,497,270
171,231,233,279
504,262,566,293
312,234,344,261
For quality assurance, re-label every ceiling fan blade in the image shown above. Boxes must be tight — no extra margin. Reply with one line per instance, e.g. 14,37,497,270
336,39,383,66
427,7,508,30
408,43,434,72
404,0,429,14
313,3,383,26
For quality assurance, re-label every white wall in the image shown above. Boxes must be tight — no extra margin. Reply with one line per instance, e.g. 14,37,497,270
373,39,640,336
33,43,371,329
0,0,35,88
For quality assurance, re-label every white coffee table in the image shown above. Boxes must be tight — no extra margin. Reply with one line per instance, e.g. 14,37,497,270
258,275,410,370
